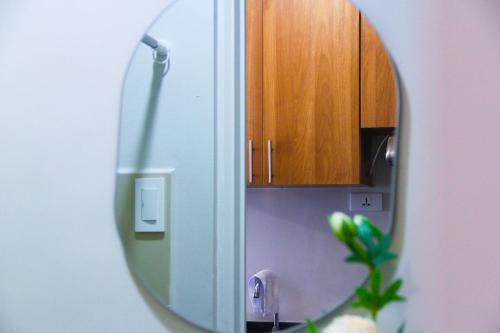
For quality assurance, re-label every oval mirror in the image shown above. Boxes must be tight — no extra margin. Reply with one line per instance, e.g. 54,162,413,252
115,0,401,332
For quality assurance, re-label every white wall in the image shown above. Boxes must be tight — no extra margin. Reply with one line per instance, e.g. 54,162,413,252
353,1,500,332
2,0,500,333
0,0,241,332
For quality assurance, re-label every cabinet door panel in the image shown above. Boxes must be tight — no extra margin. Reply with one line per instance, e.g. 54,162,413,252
246,0,264,185
361,16,397,128
263,0,360,185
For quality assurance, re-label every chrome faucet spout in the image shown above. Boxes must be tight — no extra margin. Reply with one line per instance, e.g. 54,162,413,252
272,313,279,331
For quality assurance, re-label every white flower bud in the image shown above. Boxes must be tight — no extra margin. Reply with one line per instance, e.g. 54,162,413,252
323,315,380,333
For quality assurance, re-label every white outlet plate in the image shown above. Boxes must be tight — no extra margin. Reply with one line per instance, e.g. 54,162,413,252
349,192,383,212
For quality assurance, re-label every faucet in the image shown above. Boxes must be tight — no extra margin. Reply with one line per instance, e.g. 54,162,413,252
272,313,279,332
253,281,261,298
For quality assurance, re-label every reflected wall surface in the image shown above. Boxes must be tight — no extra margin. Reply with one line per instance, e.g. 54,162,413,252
116,0,218,329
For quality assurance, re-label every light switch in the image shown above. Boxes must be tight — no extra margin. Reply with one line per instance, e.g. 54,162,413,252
135,177,165,232
141,189,158,221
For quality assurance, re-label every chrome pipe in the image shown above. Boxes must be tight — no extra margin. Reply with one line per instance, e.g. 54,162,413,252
141,34,159,49
141,34,169,64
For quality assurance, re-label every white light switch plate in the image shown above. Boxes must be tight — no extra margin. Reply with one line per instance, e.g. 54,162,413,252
349,192,383,212
135,177,165,232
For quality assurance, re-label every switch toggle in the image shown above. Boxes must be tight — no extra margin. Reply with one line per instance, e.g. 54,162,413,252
135,177,165,232
141,189,158,221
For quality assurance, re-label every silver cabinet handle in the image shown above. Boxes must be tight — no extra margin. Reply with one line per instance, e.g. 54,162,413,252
267,140,272,184
248,140,253,184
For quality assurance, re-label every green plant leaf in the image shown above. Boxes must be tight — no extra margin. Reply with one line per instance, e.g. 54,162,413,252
373,251,397,267
306,319,319,333
352,297,372,310
371,234,390,259
354,215,383,239
352,301,370,309
378,234,390,252
355,224,377,255
355,286,374,305
328,213,357,242
384,279,403,296
381,279,406,307
370,270,382,296
346,240,371,264
397,322,406,333
345,253,365,264
381,294,405,308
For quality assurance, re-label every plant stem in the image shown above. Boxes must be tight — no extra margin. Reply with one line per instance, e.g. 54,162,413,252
369,266,379,321
371,308,377,321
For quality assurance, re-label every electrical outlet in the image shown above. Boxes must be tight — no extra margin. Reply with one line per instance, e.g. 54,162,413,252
349,192,383,212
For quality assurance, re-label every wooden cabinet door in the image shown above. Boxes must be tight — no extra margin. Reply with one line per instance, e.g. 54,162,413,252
262,0,360,185
246,0,264,185
361,16,397,128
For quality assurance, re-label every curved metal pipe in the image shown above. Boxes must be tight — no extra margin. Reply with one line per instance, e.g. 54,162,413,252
141,34,159,49
141,34,169,64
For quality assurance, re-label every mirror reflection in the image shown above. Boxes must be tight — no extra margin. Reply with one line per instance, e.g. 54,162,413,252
245,0,398,330
115,0,222,330
115,0,400,332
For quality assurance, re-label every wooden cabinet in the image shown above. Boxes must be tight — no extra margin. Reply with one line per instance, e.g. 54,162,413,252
246,0,264,185
361,16,397,128
246,0,397,186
